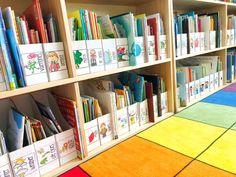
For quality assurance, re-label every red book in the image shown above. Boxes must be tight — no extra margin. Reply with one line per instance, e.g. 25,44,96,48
146,82,155,122
23,0,47,43
147,17,159,58
55,95,84,159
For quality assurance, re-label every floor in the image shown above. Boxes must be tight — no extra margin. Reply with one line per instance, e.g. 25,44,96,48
61,83,236,177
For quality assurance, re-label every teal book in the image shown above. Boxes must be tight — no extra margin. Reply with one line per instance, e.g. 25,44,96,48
177,71,187,107
111,13,138,66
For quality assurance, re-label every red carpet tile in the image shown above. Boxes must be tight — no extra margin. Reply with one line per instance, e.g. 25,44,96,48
60,167,90,177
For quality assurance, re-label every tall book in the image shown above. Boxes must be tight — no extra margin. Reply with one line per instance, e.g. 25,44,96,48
0,8,17,90
23,0,47,43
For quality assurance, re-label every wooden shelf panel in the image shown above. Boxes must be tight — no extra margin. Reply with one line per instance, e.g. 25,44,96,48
176,83,233,112
175,47,226,61
0,78,77,100
43,111,174,177
66,0,152,6
77,59,172,81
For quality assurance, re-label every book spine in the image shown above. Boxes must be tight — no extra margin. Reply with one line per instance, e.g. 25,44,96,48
6,28,25,87
20,19,30,44
11,10,21,44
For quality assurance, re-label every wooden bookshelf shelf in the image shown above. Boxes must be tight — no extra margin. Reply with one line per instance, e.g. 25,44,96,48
177,82,235,112
42,112,174,177
175,47,226,61
77,59,172,81
0,78,77,100
66,0,150,6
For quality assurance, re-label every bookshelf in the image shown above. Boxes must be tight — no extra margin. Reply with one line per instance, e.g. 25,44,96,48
1,0,236,176
171,0,236,112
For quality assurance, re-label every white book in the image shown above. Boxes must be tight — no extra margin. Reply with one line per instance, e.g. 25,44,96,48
181,34,188,55
176,34,181,57
209,74,215,91
161,92,168,114
199,32,205,51
194,32,200,52
195,80,200,98
219,71,223,86
42,42,69,81
18,44,48,86
227,29,231,46
210,31,216,50
20,19,30,44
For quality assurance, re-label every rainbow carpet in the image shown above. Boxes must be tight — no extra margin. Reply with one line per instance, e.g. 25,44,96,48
62,83,236,177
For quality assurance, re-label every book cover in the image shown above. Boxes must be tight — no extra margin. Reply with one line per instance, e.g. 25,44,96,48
6,28,26,87
111,13,138,66
55,96,84,159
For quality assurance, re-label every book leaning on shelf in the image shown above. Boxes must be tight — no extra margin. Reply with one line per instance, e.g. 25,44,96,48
174,11,222,57
0,92,79,176
0,0,69,91
68,9,166,75
227,49,236,83
78,72,167,154
176,56,223,107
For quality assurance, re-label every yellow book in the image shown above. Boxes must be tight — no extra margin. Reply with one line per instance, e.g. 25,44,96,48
11,10,21,44
210,17,214,31
68,11,82,29
94,99,102,118
115,89,127,107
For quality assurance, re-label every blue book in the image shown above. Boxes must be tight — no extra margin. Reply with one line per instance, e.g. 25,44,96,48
111,13,138,66
79,9,88,40
227,52,232,83
0,8,17,90
6,28,25,87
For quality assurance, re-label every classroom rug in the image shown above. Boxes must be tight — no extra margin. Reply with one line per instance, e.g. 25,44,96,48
62,83,236,177
175,102,236,129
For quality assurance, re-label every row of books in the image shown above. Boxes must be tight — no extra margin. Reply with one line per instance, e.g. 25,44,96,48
227,49,236,83
0,1,68,91
176,56,223,107
174,11,222,57
0,91,82,176
218,0,236,3
68,9,167,67
227,15,236,46
80,72,168,153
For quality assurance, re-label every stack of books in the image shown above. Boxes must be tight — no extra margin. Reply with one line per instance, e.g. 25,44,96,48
0,91,80,176
176,56,223,107
174,11,222,57
79,72,168,153
68,9,167,75
227,49,236,83
227,15,236,46
0,0,69,92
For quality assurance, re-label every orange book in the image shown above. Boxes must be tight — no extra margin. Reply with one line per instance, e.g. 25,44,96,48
23,0,47,43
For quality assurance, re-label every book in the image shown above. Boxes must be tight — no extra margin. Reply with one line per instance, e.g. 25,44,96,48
145,82,155,122
110,13,137,66
6,28,25,87
55,96,84,159
0,8,17,90
23,0,47,43
6,108,25,152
